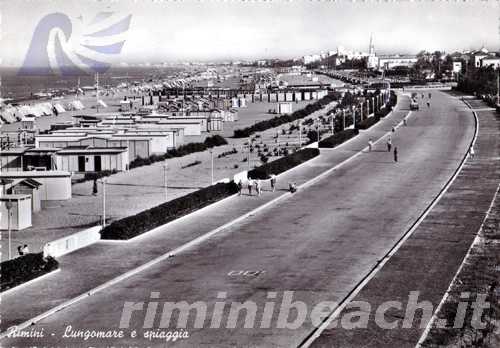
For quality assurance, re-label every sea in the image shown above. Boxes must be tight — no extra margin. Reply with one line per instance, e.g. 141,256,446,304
0,66,183,103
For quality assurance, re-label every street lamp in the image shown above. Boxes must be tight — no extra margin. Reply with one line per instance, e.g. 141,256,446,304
247,139,251,171
6,200,13,260
210,149,214,185
316,119,320,144
352,105,356,129
101,178,107,228
163,160,168,200
298,121,302,148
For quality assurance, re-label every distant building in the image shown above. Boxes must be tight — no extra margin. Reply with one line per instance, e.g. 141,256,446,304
376,55,418,71
452,61,462,73
303,54,321,65
480,57,500,69
473,54,489,68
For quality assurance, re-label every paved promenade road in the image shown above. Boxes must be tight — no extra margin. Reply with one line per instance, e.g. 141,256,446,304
2,91,475,347
309,93,500,348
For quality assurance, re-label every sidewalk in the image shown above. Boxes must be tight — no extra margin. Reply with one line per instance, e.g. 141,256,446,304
0,97,411,332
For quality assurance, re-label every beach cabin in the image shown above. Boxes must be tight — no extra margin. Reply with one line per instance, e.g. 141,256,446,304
278,102,293,115
0,171,72,201
0,195,32,230
208,116,224,132
2,178,42,212
54,146,129,173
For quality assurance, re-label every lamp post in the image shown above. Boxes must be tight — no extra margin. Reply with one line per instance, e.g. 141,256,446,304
360,101,363,121
247,139,251,171
299,122,302,148
352,105,356,129
101,178,107,228
316,119,320,144
6,200,13,260
342,109,346,131
163,160,168,201
210,149,214,185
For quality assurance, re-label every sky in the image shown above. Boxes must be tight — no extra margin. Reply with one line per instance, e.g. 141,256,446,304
0,0,499,66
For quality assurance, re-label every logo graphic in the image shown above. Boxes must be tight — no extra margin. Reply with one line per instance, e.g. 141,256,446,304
18,12,132,76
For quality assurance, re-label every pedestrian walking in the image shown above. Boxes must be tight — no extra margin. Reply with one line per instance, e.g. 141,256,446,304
421,93,424,99
403,117,407,126
387,136,392,152
92,178,98,195
368,138,373,152
270,174,277,192
43,243,51,260
393,147,398,162
237,180,243,196
255,179,262,196
427,102,430,108
247,179,253,196
428,92,432,99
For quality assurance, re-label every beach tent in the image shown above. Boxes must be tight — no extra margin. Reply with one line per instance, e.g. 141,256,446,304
70,100,85,110
18,105,36,117
53,103,66,114
97,100,108,108
38,103,53,115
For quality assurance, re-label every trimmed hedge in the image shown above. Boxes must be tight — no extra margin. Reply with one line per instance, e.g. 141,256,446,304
130,135,228,169
248,148,320,180
233,94,338,138
388,90,397,107
1,253,58,292
101,182,239,240
356,116,380,130
319,129,359,148
375,106,391,118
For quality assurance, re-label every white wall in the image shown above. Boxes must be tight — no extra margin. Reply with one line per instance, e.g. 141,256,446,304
44,226,101,258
